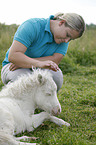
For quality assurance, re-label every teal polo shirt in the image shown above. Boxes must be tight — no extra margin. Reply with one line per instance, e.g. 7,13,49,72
2,15,69,66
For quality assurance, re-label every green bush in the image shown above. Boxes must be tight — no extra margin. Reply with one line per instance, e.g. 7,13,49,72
68,47,96,66
0,23,18,50
59,26,96,73
67,27,96,66
59,55,77,74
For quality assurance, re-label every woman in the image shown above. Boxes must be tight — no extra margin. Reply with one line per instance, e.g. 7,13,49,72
1,12,85,91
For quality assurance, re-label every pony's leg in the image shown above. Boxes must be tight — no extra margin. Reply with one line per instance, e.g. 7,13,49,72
26,112,70,132
16,141,37,145
16,136,39,141
0,132,37,145
16,136,37,145
49,116,70,127
26,112,50,131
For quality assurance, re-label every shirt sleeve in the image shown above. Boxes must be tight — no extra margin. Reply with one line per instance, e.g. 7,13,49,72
14,21,37,48
55,42,69,56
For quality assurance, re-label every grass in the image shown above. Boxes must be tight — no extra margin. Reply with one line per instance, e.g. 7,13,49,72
0,23,96,144
14,66,96,145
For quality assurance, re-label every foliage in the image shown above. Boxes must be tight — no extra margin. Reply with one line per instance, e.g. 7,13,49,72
0,23,96,145
0,23,18,72
59,55,77,74
67,28,96,66
59,25,96,73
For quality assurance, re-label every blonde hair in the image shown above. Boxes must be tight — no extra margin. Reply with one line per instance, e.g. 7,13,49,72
54,12,86,37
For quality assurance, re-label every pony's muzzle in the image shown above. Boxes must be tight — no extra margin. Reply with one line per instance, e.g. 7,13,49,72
52,106,61,116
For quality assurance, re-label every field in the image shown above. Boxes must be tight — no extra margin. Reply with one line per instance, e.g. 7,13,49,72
0,23,96,145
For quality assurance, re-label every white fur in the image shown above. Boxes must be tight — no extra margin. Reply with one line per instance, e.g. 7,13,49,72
0,69,70,145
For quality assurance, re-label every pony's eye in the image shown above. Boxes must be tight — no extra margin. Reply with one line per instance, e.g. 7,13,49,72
46,93,51,96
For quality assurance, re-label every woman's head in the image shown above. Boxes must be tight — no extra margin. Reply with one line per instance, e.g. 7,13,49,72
54,12,86,38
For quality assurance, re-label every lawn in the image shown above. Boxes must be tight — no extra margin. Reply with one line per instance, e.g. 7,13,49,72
0,65,95,145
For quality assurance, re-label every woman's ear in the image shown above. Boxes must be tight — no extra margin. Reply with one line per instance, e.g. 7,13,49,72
59,20,66,26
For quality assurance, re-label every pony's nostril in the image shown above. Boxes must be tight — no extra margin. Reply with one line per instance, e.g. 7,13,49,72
51,106,61,116
58,108,60,114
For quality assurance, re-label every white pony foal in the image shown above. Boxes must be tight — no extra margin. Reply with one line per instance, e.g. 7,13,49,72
0,69,70,145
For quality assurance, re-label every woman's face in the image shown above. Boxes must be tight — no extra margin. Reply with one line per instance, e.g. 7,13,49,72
53,20,79,44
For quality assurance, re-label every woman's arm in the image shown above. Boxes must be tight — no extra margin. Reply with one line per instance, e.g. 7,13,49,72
35,53,64,65
8,40,61,71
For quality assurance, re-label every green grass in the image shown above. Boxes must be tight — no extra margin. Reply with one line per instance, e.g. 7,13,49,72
0,23,96,145
15,67,96,145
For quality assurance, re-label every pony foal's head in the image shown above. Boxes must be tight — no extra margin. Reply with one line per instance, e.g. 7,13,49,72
34,70,61,116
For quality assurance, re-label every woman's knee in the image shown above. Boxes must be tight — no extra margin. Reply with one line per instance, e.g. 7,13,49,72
1,64,32,85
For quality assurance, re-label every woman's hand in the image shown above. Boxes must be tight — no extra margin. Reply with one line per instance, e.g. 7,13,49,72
9,63,21,71
36,60,59,71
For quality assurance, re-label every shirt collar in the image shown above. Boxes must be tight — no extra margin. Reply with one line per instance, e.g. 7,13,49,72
45,15,54,37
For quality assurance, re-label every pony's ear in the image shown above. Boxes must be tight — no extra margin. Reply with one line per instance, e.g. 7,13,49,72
38,74,46,85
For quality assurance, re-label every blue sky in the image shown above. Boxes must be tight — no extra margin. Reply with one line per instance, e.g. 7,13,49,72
0,0,96,25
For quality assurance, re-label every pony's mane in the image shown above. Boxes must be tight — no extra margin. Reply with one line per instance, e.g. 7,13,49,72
0,69,52,98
